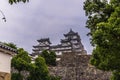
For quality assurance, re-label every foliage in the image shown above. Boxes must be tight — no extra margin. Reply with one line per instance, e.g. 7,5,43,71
9,0,29,4
83,0,114,39
84,0,120,79
41,50,57,66
5,42,59,80
11,46,31,80
111,71,120,80
4,43,31,71
50,76,61,80
90,6,120,71
28,56,50,80
12,48,31,72
11,73,23,80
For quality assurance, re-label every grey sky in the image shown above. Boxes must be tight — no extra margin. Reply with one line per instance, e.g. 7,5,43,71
0,0,93,54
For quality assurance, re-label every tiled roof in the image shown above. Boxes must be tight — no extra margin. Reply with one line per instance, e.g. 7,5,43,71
0,42,17,53
64,29,78,36
37,38,51,44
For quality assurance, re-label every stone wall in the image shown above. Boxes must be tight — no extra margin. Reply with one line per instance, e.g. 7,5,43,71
49,52,111,80
0,72,10,80
11,68,29,80
11,52,111,80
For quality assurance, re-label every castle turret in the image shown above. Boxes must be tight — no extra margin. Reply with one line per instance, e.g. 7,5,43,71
32,38,51,56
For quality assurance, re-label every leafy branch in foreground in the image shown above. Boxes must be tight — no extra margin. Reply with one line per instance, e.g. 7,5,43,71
84,0,120,80
9,0,29,4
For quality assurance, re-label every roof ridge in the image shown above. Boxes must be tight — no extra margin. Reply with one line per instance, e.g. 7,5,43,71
0,42,17,53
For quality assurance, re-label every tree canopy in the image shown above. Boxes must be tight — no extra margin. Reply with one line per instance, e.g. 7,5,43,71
28,56,50,80
4,42,31,80
84,0,120,80
11,48,31,72
4,42,60,80
41,50,57,66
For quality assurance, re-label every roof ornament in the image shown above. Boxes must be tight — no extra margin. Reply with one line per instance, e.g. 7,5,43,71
70,28,72,32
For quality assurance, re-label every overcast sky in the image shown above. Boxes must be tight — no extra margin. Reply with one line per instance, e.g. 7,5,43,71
0,0,93,54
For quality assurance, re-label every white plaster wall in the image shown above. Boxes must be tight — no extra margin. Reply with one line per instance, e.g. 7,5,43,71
0,52,11,73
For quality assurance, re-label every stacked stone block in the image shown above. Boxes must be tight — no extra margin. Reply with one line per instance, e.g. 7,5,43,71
49,52,111,80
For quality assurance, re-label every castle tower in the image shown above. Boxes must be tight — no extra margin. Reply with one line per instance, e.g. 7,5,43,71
31,29,87,57
32,38,51,56
60,29,87,54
